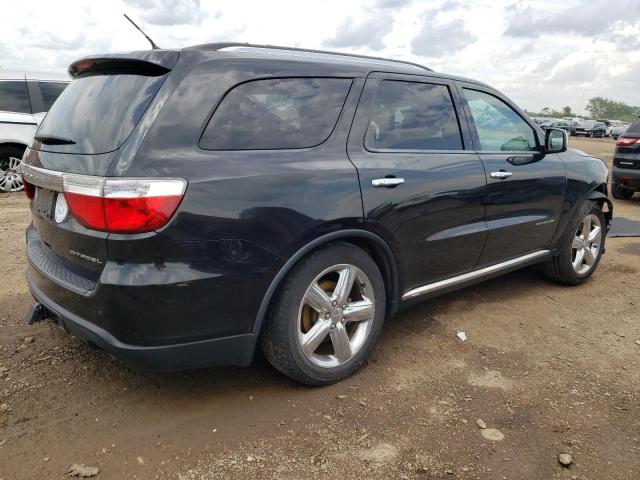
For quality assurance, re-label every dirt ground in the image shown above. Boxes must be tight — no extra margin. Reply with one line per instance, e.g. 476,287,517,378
0,137,638,480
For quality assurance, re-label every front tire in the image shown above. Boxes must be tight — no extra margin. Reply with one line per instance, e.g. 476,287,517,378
260,242,386,385
544,201,605,285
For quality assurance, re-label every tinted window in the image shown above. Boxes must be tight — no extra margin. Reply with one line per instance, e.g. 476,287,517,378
365,80,462,151
626,118,640,134
200,78,351,150
38,82,68,111
464,89,537,152
0,80,31,114
36,73,167,154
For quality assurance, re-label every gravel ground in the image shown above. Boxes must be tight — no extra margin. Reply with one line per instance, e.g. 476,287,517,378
0,137,638,479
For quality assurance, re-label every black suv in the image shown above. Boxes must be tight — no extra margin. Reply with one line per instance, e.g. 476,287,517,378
21,44,612,385
612,118,640,199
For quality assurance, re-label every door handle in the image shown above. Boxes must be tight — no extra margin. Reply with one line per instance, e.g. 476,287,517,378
372,177,405,187
490,171,513,179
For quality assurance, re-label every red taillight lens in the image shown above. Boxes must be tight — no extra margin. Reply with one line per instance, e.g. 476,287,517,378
62,176,186,233
64,192,107,230
23,179,35,199
103,195,183,233
616,137,639,147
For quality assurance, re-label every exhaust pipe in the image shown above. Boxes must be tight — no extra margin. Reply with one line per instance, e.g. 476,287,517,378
24,303,52,325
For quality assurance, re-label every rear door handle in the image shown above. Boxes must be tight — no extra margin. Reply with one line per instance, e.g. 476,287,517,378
372,177,405,187
490,171,513,179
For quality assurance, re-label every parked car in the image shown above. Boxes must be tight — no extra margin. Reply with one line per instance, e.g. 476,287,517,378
0,70,68,192
570,120,589,136
612,118,640,199
590,122,607,138
571,120,605,137
21,44,612,385
596,119,610,136
611,123,629,140
547,121,572,132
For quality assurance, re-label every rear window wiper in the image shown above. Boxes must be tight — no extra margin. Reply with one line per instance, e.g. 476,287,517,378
34,134,76,145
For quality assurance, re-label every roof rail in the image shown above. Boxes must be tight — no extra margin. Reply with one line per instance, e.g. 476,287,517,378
185,42,432,72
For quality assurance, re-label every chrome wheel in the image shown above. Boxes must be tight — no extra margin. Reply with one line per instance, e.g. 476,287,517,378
571,213,602,275
0,157,24,192
297,264,375,368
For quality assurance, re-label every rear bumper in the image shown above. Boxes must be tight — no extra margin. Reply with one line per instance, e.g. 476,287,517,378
612,166,640,189
27,272,258,370
24,221,283,371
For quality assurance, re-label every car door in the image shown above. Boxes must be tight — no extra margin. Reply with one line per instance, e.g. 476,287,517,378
347,73,487,295
458,84,566,266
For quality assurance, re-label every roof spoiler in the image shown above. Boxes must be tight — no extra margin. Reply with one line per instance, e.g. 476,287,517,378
68,51,179,78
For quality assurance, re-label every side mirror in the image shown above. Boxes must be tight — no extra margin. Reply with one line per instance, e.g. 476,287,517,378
545,128,567,153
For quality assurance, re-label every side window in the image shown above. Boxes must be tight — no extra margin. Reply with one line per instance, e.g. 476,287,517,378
365,80,463,151
200,78,352,150
463,89,537,152
38,82,68,112
0,81,31,114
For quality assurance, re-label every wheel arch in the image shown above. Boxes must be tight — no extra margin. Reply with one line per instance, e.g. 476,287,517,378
252,229,399,335
587,185,613,231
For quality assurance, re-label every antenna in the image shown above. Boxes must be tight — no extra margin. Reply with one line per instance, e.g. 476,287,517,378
123,14,160,50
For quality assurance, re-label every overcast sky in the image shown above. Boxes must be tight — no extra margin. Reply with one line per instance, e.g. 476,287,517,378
2,0,639,114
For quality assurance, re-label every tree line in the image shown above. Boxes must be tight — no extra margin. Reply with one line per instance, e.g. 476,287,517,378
526,97,640,122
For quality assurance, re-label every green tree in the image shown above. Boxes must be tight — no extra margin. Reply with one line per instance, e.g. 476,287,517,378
585,97,639,121
586,97,606,119
562,106,573,116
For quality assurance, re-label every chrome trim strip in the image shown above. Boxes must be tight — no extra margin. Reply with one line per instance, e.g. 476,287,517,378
402,250,550,300
20,164,64,192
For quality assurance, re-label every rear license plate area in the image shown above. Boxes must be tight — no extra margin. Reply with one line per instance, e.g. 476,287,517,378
34,188,56,220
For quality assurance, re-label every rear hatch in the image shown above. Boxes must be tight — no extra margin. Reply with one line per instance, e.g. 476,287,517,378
614,118,640,170
23,51,179,291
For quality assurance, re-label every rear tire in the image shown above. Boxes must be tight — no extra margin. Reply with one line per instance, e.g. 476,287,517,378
612,183,634,200
544,201,605,286
0,145,25,193
260,242,386,385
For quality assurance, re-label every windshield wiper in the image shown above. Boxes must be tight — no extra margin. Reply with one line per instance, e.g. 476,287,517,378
34,134,76,145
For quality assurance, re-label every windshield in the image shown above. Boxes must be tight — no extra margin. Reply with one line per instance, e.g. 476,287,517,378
35,73,167,154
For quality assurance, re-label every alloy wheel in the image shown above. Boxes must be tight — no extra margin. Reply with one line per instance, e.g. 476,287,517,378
297,264,375,368
571,213,602,275
0,157,24,192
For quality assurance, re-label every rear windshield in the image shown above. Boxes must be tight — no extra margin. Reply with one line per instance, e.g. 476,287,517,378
200,78,352,150
626,118,640,135
35,73,167,154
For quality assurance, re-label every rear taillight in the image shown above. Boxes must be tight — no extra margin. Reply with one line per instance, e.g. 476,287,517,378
62,175,186,233
616,137,639,147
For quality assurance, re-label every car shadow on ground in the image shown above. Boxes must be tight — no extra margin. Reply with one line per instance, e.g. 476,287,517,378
65,265,547,397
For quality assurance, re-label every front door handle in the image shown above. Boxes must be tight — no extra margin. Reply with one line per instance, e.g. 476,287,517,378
490,171,513,179
372,177,405,187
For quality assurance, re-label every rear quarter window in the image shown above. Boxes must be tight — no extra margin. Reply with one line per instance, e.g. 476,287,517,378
200,78,352,150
